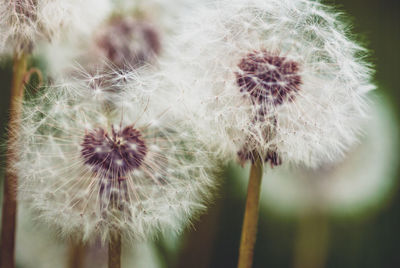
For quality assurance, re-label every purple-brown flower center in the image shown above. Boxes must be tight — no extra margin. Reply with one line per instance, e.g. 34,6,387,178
96,17,161,69
14,0,37,20
235,50,301,166
81,125,147,178
236,50,301,106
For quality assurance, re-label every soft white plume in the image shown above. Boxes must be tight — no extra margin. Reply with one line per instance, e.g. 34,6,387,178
42,0,204,77
161,0,374,167
0,0,111,54
15,73,216,242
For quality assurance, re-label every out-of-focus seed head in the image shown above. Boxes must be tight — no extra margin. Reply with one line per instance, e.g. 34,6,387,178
95,16,161,69
2,0,38,52
41,14,162,84
0,0,112,54
14,0,37,22
42,0,207,78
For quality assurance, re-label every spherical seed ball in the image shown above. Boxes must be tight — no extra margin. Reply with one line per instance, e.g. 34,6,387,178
41,14,162,88
41,0,203,78
164,0,374,168
15,77,216,242
94,16,161,70
0,0,112,54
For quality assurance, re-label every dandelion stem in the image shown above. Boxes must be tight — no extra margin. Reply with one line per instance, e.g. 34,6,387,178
108,230,121,268
0,52,28,268
238,155,263,268
68,241,86,268
108,189,122,268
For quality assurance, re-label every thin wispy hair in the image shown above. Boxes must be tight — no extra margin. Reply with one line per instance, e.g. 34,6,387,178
0,0,111,54
15,74,216,242
161,0,375,168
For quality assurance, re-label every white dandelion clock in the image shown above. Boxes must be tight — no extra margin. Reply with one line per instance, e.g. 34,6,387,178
159,1,376,266
15,81,215,242
0,0,111,54
112,0,204,34
165,0,374,167
90,15,161,70
259,96,399,216
41,13,162,101
42,0,205,78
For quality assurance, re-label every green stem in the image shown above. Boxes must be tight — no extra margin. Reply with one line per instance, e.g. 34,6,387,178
238,156,263,268
0,52,28,268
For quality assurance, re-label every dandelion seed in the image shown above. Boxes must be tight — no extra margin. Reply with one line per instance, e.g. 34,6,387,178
95,16,161,70
156,3,376,265
163,0,374,168
16,80,216,242
0,0,111,54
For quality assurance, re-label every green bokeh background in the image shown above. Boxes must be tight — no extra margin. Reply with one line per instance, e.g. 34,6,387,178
0,0,399,267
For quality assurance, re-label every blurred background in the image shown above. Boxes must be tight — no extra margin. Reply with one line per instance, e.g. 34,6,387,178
0,0,399,267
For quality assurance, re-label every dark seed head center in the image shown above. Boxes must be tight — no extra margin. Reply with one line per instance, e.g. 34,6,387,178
235,50,299,166
96,16,161,69
236,50,301,106
81,125,147,178
14,0,37,20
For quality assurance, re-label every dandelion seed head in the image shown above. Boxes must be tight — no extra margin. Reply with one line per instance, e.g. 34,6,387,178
236,50,301,106
81,126,148,178
41,0,207,78
163,0,375,167
0,0,111,54
16,79,217,242
95,16,161,69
